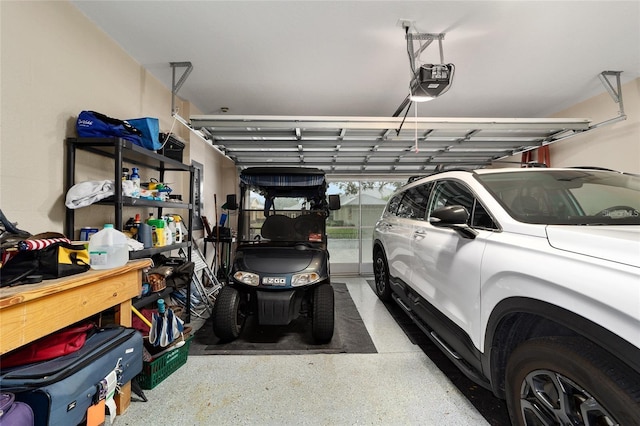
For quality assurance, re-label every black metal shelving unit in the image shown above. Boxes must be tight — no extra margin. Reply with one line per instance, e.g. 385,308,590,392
65,137,196,322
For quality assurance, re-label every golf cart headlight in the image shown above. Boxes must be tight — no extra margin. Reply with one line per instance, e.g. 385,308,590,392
233,271,259,286
291,272,320,287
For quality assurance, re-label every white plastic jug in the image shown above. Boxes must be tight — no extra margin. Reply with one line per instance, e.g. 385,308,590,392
88,224,129,270
163,218,173,246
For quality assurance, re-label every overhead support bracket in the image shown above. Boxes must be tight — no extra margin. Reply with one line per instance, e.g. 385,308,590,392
585,70,627,131
598,71,625,117
170,61,193,115
406,33,446,66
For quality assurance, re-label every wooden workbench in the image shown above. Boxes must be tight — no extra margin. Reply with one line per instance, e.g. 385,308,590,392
0,258,152,414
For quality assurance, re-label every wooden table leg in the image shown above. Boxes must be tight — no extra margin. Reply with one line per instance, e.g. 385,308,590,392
115,299,133,414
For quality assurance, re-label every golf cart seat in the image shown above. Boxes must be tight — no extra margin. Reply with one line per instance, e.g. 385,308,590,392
294,213,324,242
261,214,294,241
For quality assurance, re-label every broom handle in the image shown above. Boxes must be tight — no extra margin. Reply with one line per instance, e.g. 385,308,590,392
214,194,220,273
132,305,152,328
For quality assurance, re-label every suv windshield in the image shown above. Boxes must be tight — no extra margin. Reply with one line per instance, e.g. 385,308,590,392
476,170,640,225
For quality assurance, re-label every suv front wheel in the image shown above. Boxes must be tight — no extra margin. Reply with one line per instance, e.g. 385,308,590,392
373,249,392,302
505,337,640,425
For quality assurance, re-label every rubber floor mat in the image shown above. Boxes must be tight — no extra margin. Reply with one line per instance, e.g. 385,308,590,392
189,283,377,355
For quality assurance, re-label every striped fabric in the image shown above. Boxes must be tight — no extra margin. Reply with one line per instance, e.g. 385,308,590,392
18,237,72,251
240,174,325,187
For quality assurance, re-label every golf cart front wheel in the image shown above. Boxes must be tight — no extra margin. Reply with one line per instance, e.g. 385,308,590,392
212,285,247,342
312,283,334,343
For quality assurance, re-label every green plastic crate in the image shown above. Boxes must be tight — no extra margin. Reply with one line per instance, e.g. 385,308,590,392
136,335,193,389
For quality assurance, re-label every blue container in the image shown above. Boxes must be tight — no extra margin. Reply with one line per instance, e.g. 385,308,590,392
79,227,98,241
127,117,160,150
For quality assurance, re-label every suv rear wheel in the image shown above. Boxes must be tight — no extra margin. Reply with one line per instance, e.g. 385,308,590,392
212,285,248,342
311,283,334,343
505,337,640,425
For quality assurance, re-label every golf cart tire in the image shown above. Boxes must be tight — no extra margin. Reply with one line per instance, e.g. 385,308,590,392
213,285,246,342
312,283,334,343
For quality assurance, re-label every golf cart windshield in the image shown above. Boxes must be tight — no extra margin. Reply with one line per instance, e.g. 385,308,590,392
236,168,331,244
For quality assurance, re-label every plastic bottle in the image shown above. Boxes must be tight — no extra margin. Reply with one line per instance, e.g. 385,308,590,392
147,219,165,247
129,213,141,240
88,224,129,270
123,217,135,238
157,298,166,314
166,216,176,244
173,216,184,243
163,216,173,246
130,167,141,198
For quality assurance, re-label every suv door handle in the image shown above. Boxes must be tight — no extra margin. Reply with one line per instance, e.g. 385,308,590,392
413,229,427,238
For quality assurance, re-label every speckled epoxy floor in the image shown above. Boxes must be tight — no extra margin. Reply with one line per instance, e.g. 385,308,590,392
119,278,493,425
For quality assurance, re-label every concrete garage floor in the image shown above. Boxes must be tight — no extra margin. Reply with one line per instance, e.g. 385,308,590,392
119,277,509,425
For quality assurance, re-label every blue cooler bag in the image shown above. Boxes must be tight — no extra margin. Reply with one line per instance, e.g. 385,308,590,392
0,326,143,426
76,111,142,145
127,117,160,151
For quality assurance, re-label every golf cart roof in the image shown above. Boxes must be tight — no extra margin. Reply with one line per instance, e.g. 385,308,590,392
240,167,327,189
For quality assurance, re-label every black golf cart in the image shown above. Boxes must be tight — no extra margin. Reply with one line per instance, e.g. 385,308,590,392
212,167,340,343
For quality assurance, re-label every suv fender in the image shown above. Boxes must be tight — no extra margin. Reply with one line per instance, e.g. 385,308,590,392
484,297,640,398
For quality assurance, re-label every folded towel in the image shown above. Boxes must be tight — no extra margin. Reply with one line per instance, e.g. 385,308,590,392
65,180,115,209
127,238,144,251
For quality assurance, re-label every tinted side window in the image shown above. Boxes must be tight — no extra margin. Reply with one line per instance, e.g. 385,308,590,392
428,180,497,230
384,193,403,217
471,200,497,230
429,180,473,214
397,183,432,219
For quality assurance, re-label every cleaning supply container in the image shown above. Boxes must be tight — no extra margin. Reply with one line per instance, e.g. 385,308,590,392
147,219,165,247
162,217,173,246
88,224,129,270
173,216,184,243
130,167,141,198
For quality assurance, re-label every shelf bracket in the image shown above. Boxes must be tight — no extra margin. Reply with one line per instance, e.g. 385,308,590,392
170,61,193,116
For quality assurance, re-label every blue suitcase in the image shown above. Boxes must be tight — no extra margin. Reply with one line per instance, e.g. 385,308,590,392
0,326,143,426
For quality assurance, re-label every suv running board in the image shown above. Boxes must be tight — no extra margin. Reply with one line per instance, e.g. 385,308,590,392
391,293,491,390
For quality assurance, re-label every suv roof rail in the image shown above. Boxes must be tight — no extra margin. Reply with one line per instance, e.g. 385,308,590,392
407,175,428,183
406,168,475,184
569,166,639,177
570,166,618,172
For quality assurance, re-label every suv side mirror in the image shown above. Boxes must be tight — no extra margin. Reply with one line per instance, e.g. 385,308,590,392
223,194,238,211
328,194,341,210
429,205,478,239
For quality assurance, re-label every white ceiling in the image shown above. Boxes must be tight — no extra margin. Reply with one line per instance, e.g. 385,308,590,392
71,1,639,173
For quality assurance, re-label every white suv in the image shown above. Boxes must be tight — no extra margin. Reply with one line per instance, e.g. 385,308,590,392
372,167,640,425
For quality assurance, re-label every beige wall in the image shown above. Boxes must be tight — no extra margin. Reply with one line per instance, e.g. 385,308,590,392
0,1,235,240
549,78,639,173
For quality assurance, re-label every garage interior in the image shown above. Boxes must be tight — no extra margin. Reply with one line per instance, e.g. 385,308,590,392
1,1,639,425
